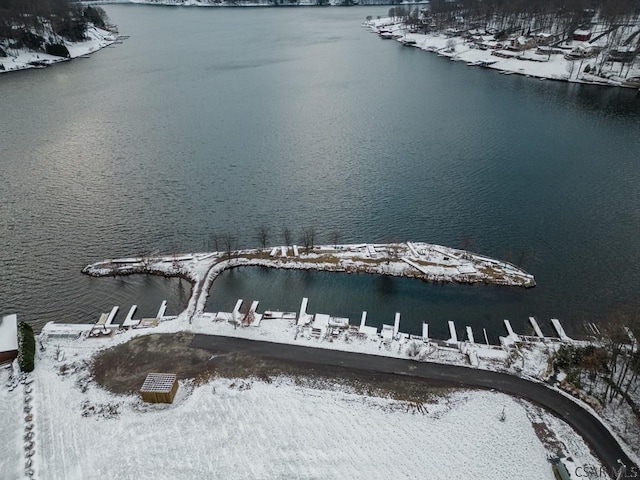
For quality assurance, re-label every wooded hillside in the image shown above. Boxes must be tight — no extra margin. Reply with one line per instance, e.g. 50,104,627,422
0,0,109,51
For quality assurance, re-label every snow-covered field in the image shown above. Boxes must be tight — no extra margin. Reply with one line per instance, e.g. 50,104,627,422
1,354,607,480
0,26,116,75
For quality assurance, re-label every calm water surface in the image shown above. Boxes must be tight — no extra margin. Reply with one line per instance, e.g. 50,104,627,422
1,5,640,336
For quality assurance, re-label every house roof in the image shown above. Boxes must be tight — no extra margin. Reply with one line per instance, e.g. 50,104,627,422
0,314,19,353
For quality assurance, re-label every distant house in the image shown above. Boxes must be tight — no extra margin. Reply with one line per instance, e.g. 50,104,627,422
509,36,537,51
564,45,598,60
572,29,592,42
0,314,19,365
535,32,561,46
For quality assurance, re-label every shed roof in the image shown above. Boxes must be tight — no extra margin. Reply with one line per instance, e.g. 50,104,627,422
140,373,177,393
0,314,18,353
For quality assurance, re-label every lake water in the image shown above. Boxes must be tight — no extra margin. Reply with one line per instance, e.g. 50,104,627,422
1,5,640,336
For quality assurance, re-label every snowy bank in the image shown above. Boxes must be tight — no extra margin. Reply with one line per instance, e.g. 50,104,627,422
0,26,118,75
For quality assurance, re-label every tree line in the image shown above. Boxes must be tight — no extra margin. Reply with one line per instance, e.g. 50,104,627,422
390,0,640,40
554,310,640,417
207,225,345,257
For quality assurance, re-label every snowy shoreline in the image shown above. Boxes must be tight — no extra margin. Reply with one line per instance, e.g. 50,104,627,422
365,19,640,89
0,26,118,76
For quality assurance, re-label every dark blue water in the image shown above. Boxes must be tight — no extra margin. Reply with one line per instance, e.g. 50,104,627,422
206,267,554,343
1,5,639,334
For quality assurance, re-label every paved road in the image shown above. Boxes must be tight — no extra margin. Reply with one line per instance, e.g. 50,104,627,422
192,334,637,473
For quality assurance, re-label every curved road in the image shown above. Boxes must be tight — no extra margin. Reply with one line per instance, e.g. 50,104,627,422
192,334,637,473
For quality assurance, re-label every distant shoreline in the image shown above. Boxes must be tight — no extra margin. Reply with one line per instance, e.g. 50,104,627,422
84,0,406,7
365,19,640,90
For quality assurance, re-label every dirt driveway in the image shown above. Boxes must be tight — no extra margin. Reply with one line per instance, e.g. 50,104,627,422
91,333,456,403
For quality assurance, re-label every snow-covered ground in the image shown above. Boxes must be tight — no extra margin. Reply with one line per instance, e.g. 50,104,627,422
0,26,117,75
366,19,640,88
1,346,608,480
29,244,635,477
0,368,25,480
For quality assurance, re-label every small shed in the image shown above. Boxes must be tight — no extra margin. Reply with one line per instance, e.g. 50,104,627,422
0,314,19,365
140,373,179,404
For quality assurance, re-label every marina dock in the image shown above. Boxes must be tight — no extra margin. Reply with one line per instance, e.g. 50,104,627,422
41,300,170,339
207,297,582,352
39,292,584,358
551,318,571,342
529,317,544,338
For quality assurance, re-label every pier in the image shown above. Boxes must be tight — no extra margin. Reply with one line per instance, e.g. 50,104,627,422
466,326,475,344
529,317,544,339
447,321,458,344
551,318,572,342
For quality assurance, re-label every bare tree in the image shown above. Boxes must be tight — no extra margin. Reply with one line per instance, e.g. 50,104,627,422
222,232,236,259
300,229,312,253
308,226,316,249
601,309,638,404
242,310,255,327
282,226,292,246
461,235,475,252
300,227,316,253
384,236,401,265
255,224,270,249
330,230,341,248
209,233,219,252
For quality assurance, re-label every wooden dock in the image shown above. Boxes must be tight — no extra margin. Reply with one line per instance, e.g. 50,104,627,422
447,321,458,344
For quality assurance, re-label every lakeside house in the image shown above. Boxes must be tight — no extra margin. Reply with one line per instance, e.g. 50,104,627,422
509,35,537,51
535,32,562,46
573,29,592,41
0,314,19,365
